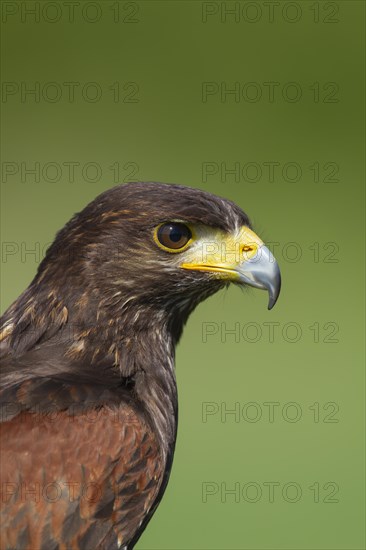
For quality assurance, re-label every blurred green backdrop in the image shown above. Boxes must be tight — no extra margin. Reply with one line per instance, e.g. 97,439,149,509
1,1,365,549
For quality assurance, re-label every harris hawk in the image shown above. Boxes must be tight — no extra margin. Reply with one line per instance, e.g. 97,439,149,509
0,182,281,549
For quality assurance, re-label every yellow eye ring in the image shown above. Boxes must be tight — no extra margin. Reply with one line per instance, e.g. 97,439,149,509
153,222,194,253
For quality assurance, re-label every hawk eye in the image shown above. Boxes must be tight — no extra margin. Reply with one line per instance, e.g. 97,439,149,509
156,223,192,252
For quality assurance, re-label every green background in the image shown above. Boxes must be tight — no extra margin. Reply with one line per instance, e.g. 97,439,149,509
1,1,365,548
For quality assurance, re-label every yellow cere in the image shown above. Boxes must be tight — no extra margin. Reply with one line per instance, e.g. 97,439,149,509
180,225,264,278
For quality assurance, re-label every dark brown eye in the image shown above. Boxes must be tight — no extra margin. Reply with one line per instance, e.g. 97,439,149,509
156,223,192,251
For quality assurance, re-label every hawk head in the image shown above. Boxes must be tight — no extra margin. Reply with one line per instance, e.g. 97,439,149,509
1,182,281,358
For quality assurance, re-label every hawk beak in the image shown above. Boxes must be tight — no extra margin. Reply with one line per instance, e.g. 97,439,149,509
181,226,281,309
236,244,281,310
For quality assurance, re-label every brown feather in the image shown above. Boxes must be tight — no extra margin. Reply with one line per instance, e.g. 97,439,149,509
1,403,163,549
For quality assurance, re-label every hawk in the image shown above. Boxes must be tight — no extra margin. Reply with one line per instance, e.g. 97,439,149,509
0,182,281,549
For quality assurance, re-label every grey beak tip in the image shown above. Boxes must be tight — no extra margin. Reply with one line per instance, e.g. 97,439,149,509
267,273,281,310
267,297,276,310
237,244,281,310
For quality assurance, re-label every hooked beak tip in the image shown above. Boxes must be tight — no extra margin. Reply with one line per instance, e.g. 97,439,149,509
267,281,281,310
238,245,281,310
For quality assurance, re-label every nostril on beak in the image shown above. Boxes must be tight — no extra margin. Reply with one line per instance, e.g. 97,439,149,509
241,244,257,260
